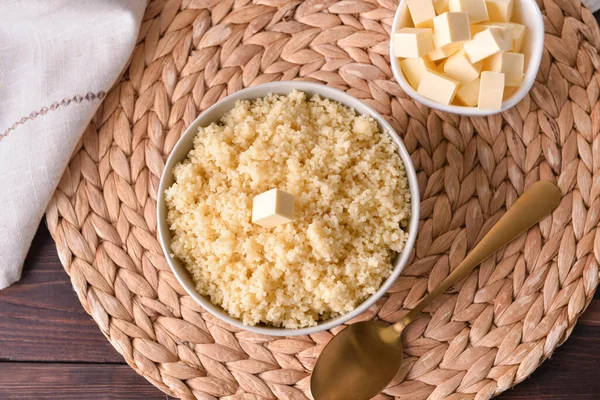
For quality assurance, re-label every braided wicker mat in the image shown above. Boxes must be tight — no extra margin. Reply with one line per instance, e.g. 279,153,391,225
46,0,600,399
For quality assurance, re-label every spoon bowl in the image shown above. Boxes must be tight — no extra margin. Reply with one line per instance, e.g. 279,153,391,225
311,321,403,400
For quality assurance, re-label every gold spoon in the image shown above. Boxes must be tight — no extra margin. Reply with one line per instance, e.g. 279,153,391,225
310,181,561,400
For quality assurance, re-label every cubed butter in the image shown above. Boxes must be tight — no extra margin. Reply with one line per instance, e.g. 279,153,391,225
252,189,294,228
394,28,435,58
426,42,461,61
501,22,526,52
401,57,436,89
397,0,525,110
444,49,483,84
436,59,447,72
398,3,415,28
463,27,510,63
407,0,436,28
472,22,524,51
470,23,489,36
484,51,524,86
486,0,513,22
434,0,450,14
433,12,471,48
449,0,489,24
503,85,518,100
470,24,512,51
456,78,481,106
478,71,505,110
418,69,459,105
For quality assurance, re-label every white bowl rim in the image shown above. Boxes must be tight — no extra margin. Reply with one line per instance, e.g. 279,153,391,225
389,0,545,116
157,81,420,336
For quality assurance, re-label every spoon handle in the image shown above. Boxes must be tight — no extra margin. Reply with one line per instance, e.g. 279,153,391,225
396,181,561,330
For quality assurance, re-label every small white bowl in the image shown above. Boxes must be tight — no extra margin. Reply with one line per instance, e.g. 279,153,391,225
157,81,420,337
390,0,544,116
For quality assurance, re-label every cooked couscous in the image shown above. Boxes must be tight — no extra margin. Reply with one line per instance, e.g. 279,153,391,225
164,90,411,328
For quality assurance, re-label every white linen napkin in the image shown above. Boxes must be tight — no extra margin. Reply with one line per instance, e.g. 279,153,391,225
0,0,145,289
584,0,600,12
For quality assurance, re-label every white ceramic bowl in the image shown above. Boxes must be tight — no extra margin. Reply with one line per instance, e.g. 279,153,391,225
390,0,544,116
157,81,420,336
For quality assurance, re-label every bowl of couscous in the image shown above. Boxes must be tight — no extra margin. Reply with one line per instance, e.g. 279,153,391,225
157,81,420,336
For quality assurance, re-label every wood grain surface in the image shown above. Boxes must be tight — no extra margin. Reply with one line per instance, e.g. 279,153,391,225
0,364,163,400
0,224,598,399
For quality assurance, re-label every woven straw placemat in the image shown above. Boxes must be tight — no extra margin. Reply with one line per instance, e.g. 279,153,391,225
46,0,600,399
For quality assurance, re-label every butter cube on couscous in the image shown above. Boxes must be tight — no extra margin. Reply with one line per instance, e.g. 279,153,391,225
252,189,295,228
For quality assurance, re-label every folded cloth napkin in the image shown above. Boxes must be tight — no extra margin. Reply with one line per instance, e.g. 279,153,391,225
584,0,600,12
0,0,145,289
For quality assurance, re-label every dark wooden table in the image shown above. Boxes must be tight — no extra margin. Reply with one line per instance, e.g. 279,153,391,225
0,225,599,400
